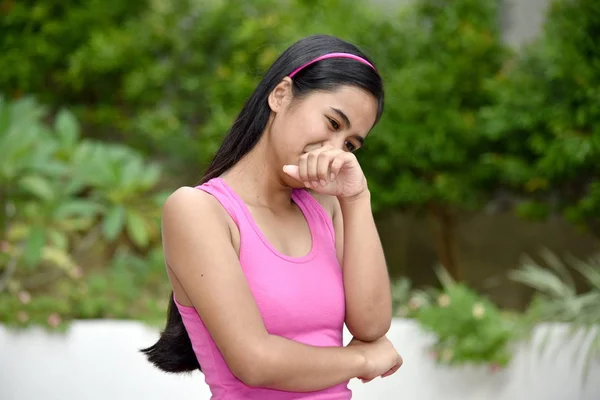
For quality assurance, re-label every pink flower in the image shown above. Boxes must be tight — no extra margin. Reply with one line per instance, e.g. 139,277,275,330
47,313,62,328
0,241,9,253
490,363,502,373
17,291,31,304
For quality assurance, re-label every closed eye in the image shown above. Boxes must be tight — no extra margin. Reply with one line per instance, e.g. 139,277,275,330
346,136,364,153
327,117,340,131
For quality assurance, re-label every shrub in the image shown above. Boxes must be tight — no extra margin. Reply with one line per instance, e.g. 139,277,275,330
0,96,169,328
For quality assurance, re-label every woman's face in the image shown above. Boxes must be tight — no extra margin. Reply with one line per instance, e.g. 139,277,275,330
267,80,379,187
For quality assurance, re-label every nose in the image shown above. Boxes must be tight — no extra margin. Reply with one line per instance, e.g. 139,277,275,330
303,143,323,153
323,137,346,151
303,139,345,153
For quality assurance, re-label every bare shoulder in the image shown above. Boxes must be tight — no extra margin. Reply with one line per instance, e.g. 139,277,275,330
161,186,235,261
163,186,229,225
305,190,340,220
164,186,218,212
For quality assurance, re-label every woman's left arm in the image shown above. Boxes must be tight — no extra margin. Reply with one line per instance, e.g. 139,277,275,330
332,191,392,342
283,147,392,342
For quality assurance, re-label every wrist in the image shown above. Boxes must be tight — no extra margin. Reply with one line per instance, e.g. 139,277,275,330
348,344,372,378
339,189,371,206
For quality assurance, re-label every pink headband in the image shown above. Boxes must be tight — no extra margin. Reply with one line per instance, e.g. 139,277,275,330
288,52,376,78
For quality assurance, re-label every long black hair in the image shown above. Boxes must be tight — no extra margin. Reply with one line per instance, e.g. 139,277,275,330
140,34,385,373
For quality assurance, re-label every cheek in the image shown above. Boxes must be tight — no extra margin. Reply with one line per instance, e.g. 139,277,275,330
278,118,318,147
270,118,302,156
297,114,328,143
273,106,328,152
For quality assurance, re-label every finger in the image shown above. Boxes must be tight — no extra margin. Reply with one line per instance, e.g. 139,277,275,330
282,165,301,181
316,151,335,185
298,153,310,187
381,359,403,378
306,150,320,187
330,152,353,180
381,365,400,378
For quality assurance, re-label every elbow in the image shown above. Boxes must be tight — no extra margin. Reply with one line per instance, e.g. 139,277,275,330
235,367,267,388
347,300,393,342
348,317,392,342
229,342,273,388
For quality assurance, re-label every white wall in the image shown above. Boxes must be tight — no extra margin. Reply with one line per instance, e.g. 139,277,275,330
1,319,599,400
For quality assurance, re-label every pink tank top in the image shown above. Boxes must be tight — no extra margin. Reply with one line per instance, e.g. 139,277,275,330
174,177,350,399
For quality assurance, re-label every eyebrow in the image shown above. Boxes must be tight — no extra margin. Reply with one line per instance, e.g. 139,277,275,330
330,107,352,129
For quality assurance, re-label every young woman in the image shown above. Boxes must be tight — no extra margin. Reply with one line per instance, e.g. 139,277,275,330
142,34,402,399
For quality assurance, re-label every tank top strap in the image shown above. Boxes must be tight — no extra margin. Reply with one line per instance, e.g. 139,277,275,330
291,189,336,247
194,178,244,226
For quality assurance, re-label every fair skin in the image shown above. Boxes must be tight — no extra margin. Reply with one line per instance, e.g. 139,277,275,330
162,77,401,391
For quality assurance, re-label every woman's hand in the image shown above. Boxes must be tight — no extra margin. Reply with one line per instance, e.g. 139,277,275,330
283,145,368,200
347,336,403,383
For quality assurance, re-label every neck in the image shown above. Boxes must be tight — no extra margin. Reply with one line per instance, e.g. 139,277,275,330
221,126,293,210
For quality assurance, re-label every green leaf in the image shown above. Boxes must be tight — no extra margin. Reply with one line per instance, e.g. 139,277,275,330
103,205,125,241
55,200,104,219
54,109,80,147
126,211,149,248
140,164,161,189
569,255,600,290
121,157,143,188
19,175,55,201
509,256,575,298
48,229,69,250
23,226,46,268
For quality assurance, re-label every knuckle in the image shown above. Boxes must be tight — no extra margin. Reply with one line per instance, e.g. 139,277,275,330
332,158,343,167
317,151,331,161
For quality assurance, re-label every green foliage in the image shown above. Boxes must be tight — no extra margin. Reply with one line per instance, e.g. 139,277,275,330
509,249,600,382
0,0,147,101
417,270,515,368
0,96,169,328
355,0,509,212
481,0,600,235
391,276,436,319
391,269,516,368
0,246,170,329
0,0,310,173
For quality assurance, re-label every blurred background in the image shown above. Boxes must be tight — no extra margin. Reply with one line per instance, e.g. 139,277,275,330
0,0,599,395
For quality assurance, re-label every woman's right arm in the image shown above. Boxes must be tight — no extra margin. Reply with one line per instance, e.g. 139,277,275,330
162,187,396,392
